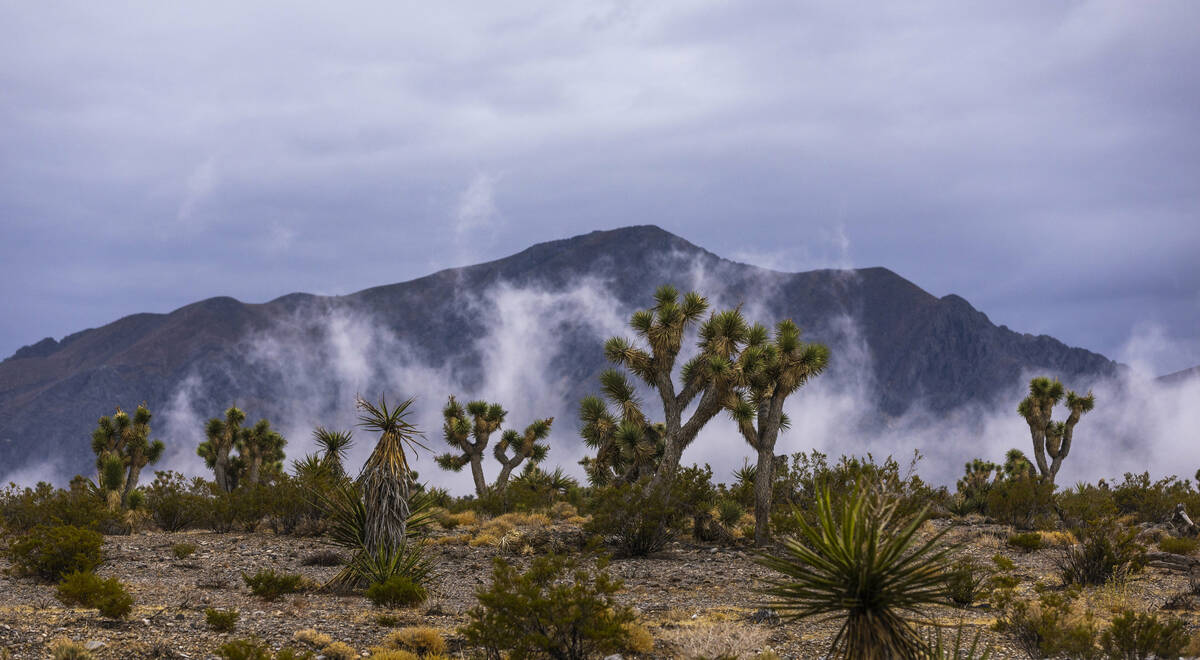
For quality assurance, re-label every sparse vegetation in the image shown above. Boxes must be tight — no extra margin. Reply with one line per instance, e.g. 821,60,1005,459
242,569,307,600
5,524,103,582
55,570,133,618
365,574,427,608
206,608,240,632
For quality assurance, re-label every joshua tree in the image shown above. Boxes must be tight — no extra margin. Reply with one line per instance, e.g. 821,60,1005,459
726,319,829,546
1017,377,1095,486
198,406,247,492
355,394,427,554
579,370,666,485
239,418,286,486
436,396,506,497
492,417,553,495
90,404,165,508
600,285,750,488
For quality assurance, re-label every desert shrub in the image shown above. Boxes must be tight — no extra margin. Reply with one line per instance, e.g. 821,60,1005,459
921,624,995,660
206,608,240,632
0,481,120,534
769,450,940,535
300,549,345,566
6,524,103,582
501,464,583,513
585,478,687,556
1159,536,1199,555
1099,609,1188,660
1057,482,1118,529
214,638,270,660
242,569,306,600
49,638,93,660
365,574,427,608
55,570,133,618
1111,472,1200,524
1007,532,1044,553
953,458,1000,517
381,626,446,654
660,620,768,659
292,629,332,648
994,590,1097,659
172,542,197,559
986,476,1055,530
1057,522,1146,586
758,486,949,659
144,471,208,532
259,477,327,536
944,558,991,607
459,553,636,659
319,642,357,660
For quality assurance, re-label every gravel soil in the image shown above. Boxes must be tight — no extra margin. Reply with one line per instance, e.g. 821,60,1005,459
2,519,1199,659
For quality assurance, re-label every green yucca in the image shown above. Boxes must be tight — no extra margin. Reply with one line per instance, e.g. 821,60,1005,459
757,486,950,660
355,394,428,557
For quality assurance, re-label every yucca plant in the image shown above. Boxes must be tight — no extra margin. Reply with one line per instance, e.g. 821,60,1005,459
757,485,950,659
356,394,427,553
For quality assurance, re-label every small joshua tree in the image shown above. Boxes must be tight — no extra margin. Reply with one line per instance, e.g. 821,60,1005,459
579,370,666,486
436,396,506,497
492,417,553,496
239,418,286,486
1017,377,1095,486
356,394,427,554
91,404,164,508
312,427,353,478
198,406,247,492
726,319,829,546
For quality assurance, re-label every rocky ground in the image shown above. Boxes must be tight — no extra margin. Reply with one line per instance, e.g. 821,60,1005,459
2,517,1199,659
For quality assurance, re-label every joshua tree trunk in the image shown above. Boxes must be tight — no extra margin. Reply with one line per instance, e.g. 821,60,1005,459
468,456,488,497
246,455,262,487
753,445,775,546
213,448,235,492
121,462,142,507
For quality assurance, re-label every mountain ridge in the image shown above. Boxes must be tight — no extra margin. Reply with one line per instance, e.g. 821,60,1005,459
0,225,1121,479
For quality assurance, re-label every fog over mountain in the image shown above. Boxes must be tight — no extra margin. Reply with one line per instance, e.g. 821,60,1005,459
2,226,1196,493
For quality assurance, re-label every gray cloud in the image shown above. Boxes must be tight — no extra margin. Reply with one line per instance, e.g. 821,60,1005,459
1,1,1197,375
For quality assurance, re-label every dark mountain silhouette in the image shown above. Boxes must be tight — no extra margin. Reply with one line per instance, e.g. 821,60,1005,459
0,226,1119,479
1157,365,1200,385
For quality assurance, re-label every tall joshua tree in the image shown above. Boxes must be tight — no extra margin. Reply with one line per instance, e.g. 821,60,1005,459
198,406,247,492
727,320,829,546
91,404,165,508
436,396,506,497
601,285,749,488
240,418,286,486
492,417,553,495
356,394,427,554
1017,376,1095,486
579,370,666,485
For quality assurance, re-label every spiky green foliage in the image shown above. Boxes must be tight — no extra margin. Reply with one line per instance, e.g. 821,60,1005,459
953,459,999,515
726,319,829,545
239,419,286,486
595,285,753,486
198,406,248,492
55,570,133,618
437,396,506,497
757,486,950,660
312,427,353,478
90,404,164,508
356,394,427,555
578,370,666,485
1018,376,1095,485
492,417,553,495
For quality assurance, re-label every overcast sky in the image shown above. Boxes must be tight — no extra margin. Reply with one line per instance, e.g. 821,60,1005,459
2,1,1197,376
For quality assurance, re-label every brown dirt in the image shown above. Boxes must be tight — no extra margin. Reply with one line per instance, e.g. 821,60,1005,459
1,518,1199,659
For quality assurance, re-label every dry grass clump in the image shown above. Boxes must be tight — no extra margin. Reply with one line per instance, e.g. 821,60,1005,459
623,622,655,654
381,626,447,654
49,638,93,660
368,652,420,660
321,640,358,660
549,501,578,519
430,533,471,546
565,515,590,525
468,533,499,547
292,628,333,647
660,620,770,659
438,510,477,530
1040,530,1077,547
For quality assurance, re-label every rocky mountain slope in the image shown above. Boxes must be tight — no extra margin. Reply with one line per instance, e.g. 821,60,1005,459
0,226,1119,479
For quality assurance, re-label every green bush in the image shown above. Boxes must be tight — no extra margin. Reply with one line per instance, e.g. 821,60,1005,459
55,570,133,618
1057,482,1118,529
986,476,1055,530
716,498,744,528
460,553,635,660
1057,522,1146,586
172,543,197,559
144,471,209,532
585,478,686,556
994,591,1097,659
944,558,991,607
0,481,120,534
206,608,239,632
365,574,427,608
1111,472,1200,524
1158,536,1199,556
1099,610,1188,660
1007,532,1044,553
242,569,306,600
6,524,103,582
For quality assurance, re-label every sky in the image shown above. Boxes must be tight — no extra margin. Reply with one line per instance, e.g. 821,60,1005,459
1,1,1198,376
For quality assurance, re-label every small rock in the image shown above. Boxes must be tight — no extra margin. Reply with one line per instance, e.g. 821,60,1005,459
84,641,106,651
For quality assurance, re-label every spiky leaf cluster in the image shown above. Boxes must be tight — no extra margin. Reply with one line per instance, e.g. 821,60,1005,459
492,417,553,494
579,370,665,486
355,394,428,555
197,406,287,492
436,396,505,496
